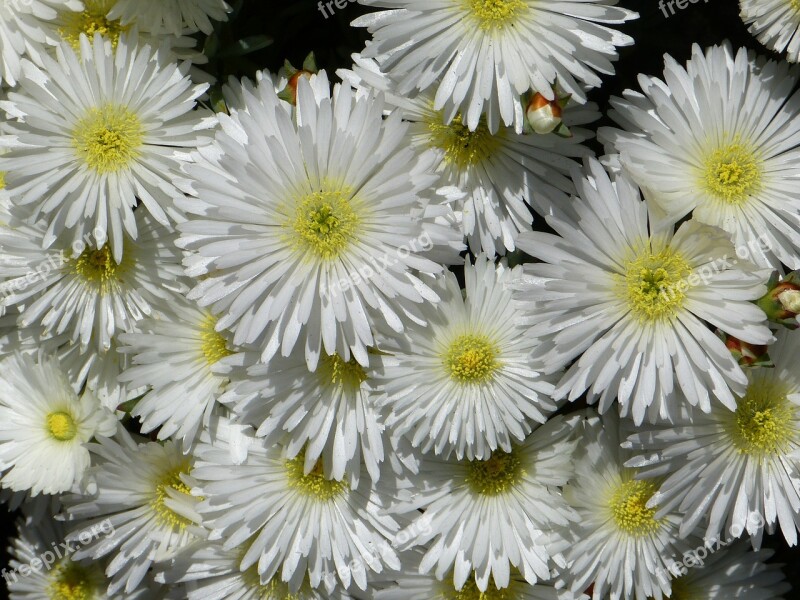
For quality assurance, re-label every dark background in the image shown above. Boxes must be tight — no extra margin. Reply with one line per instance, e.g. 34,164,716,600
3,0,798,596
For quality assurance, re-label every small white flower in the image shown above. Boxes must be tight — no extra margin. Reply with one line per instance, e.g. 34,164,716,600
64,431,204,595
740,0,800,63
375,254,557,460
108,0,231,36
352,0,637,132
0,353,116,496
513,157,773,423
625,329,800,548
0,34,214,262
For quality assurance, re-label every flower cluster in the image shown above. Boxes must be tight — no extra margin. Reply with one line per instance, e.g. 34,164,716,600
0,1,797,599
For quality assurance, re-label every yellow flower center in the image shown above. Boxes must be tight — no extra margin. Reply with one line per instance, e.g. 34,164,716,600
438,577,521,599
290,188,360,260
59,0,128,48
428,113,503,169
151,465,195,530
791,0,800,14
702,142,761,204
0,172,6,189
47,560,104,600
73,104,143,174
46,411,78,442
285,453,347,501
623,247,692,322
444,334,499,384
725,376,794,458
317,353,367,390
463,0,528,30
200,314,232,366
609,479,661,536
465,449,524,496
71,244,132,292
241,564,313,600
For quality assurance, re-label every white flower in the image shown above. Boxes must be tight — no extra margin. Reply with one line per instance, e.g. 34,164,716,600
740,0,800,63
222,348,390,485
625,328,800,548
0,34,214,262
352,0,637,132
0,353,116,496
107,0,231,35
393,414,579,591
375,254,557,460
177,70,463,369
192,422,402,593
601,43,800,268
118,295,239,450
338,54,597,256
663,541,790,599
64,431,204,595
5,513,156,600
562,412,694,600
0,210,188,353
0,0,81,86
512,158,773,424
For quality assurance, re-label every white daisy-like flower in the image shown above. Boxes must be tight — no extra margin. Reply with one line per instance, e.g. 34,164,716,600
352,0,637,133
0,353,116,497
192,421,402,594
178,70,463,369
740,0,800,63
118,295,239,450
0,210,188,353
393,414,579,591
375,254,557,460
663,541,789,600
159,538,354,600
338,54,597,256
4,513,157,600
64,431,204,595
512,158,773,424
0,0,82,87
107,0,231,35
0,34,215,262
222,347,390,485
601,43,800,269
625,328,800,548
561,412,694,600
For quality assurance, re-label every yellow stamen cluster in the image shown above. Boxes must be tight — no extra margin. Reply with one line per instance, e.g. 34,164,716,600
438,577,520,599
317,353,368,390
444,334,499,384
702,142,762,204
47,559,103,600
151,465,195,530
291,189,360,260
609,479,661,536
59,0,128,48
428,114,502,169
46,411,78,442
463,0,528,30
465,450,524,496
200,314,232,366
71,243,131,292
285,452,348,501
73,104,143,174
792,0,800,12
623,248,692,322
725,377,794,458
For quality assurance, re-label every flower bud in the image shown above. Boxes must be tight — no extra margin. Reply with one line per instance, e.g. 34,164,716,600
526,92,563,134
278,52,318,105
723,333,771,367
755,271,800,329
